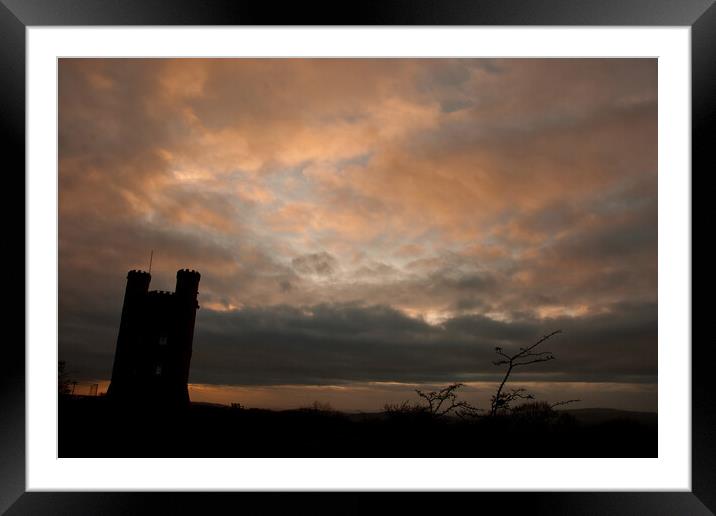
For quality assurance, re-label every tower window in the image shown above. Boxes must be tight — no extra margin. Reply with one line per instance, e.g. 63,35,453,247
155,364,162,376
159,335,168,346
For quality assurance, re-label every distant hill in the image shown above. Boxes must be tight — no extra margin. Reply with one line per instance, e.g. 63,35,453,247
560,408,657,427
342,407,658,424
134,400,659,427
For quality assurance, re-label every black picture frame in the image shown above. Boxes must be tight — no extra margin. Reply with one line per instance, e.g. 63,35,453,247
2,1,709,514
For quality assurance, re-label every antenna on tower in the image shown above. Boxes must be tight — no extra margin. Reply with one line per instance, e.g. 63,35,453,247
148,250,154,274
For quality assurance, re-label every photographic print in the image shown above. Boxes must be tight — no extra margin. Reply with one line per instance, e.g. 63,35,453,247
58,58,657,458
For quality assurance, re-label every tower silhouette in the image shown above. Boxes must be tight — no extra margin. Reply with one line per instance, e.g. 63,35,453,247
107,269,200,407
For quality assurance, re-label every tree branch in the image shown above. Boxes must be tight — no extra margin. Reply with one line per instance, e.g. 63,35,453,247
489,330,562,416
550,399,580,409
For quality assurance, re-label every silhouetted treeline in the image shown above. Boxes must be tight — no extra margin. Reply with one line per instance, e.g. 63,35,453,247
59,395,656,458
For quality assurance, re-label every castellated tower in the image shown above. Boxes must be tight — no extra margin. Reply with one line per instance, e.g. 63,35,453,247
107,269,201,407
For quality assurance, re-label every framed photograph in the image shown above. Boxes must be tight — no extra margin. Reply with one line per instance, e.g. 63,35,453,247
5,0,709,514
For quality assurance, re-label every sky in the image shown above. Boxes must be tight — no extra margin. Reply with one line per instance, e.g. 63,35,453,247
58,58,658,412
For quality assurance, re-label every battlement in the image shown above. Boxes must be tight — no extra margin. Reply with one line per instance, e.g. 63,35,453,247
177,269,201,283
148,289,175,296
127,269,151,278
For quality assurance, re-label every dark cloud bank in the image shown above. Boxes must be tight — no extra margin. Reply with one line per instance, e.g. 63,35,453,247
61,299,656,388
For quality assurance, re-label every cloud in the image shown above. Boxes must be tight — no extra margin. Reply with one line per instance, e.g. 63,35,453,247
60,300,656,388
292,252,339,277
198,300,656,386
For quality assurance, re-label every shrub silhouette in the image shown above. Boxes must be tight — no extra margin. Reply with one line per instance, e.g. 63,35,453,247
384,383,481,421
510,401,556,421
508,401,575,431
301,400,338,414
383,400,432,424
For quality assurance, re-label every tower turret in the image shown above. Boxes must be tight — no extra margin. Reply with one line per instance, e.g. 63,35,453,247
107,270,151,399
126,269,152,294
175,269,201,306
173,269,201,404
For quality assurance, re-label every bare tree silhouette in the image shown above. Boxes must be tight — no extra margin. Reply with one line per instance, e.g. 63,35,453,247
385,332,579,421
490,330,578,416
384,383,482,419
415,383,482,419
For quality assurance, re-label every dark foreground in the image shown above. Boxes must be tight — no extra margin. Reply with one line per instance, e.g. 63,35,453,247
59,395,657,457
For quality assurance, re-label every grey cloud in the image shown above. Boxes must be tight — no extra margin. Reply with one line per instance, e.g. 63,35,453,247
187,301,657,386
440,98,474,113
352,261,400,281
292,252,339,277
60,297,656,390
